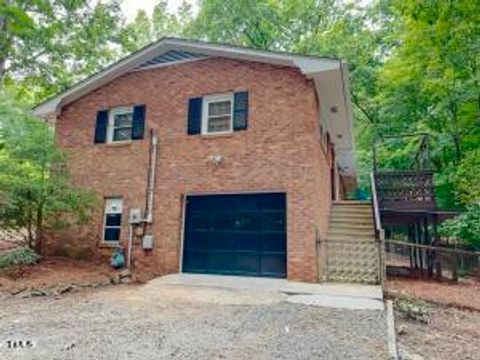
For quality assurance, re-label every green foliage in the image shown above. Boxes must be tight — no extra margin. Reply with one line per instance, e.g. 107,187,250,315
119,0,193,52
454,150,480,205
374,0,480,208
0,0,127,103
439,204,480,250
0,247,40,269
0,89,97,253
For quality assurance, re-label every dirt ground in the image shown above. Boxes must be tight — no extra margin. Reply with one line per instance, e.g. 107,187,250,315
0,238,25,255
395,300,480,360
386,277,480,360
0,257,117,294
387,276,480,311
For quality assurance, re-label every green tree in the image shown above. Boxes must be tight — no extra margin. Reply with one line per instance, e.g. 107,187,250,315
120,0,193,52
439,204,480,250
0,0,126,104
0,89,96,253
453,149,480,206
375,0,480,208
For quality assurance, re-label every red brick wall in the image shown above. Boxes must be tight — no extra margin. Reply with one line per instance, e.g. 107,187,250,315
51,57,332,282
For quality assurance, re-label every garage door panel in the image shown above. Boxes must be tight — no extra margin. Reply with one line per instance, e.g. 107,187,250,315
233,211,259,231
260,254,287,276
183,250,204,272
231,232,260,251
204,250,235,273
260,232,286,251
235,252,260,274
258,194,285,210
261,212,286,232
183,193,286,278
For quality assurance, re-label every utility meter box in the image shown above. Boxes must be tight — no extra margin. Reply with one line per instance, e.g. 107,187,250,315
129,208,143,224
142,235,154,250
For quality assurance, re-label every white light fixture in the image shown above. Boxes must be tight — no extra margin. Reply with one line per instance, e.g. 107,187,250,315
207,155,223,166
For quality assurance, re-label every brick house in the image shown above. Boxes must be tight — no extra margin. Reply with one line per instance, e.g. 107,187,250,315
34,38,367,283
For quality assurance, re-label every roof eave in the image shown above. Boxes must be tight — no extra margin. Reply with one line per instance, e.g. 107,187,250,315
33,38,341,118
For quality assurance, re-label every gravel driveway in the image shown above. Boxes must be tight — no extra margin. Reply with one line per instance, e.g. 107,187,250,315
0,277,390,360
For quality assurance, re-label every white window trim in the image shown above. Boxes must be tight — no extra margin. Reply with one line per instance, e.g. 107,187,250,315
201,93,234,135
102,197,123,244
107,106,134,143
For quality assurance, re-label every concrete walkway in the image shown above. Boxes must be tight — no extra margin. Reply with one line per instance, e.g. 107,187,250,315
153,274,384,310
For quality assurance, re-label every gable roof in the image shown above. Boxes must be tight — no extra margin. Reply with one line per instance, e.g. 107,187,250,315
33,37,356,177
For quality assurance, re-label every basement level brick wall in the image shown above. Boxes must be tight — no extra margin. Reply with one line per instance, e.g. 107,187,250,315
47,57,333,283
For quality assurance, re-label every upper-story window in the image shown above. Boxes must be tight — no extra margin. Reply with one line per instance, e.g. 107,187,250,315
108,107,134,142
202,93,234,134
94,105,146,144
187,92,248,136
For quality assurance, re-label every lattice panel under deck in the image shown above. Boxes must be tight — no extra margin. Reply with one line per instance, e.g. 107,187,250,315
326,240,379,284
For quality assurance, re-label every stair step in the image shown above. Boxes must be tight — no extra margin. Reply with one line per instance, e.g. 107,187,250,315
332,207,372,213
327,235,376,244
332,207,371,211
332,206,372,211
331,211,373,216
327,229,375,240
331,216,373,223
331,213,372,218
330,219,374,226
333,201,371,206
328,225,374,234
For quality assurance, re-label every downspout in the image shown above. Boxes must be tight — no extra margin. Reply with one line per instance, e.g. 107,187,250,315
127,223,133,268
127,130,157,269
145,130,158,223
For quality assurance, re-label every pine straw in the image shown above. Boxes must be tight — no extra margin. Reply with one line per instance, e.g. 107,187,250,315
0,256,117,294
386,276,480,311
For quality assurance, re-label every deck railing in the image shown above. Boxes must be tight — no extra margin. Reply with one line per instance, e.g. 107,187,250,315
386,240,480,281
374,170,436,211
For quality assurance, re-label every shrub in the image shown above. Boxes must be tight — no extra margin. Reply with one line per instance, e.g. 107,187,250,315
0,247,40,269
439,204,480,250
395,299,430,324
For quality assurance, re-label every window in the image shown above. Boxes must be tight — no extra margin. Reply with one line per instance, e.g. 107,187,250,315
108,107,133,142
202,93,233,134
103,198,123,243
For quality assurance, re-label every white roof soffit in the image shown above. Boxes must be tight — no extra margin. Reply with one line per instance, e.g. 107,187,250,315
310,64,357,176
33,37,356,175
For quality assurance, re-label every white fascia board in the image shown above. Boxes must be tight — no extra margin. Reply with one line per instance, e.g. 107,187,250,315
293,58,340,75
34,100,59,118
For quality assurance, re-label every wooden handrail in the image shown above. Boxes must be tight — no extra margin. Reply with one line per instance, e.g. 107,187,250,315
370,172,384,240
371,172,386,286
386,240,480,256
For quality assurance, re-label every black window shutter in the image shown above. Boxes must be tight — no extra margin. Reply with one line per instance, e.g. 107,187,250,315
132,104,146,140
233,91,249,131
187,97,202,135
94,110,109,143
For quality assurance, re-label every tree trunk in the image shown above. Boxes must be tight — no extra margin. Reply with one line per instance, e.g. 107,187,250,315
27,207,33,249
34,205,44,254
0,3,8,79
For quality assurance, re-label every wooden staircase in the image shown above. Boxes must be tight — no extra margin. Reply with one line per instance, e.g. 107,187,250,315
325,201,380,284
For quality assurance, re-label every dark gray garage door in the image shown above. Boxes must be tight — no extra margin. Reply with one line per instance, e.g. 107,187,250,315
182,193,286,278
